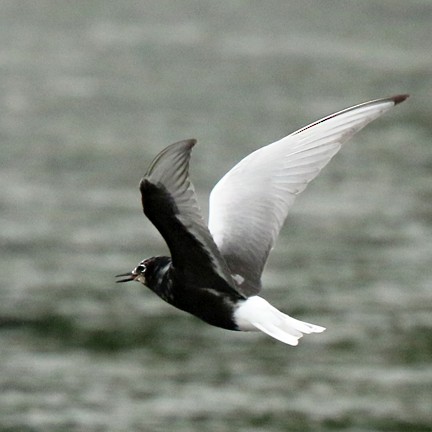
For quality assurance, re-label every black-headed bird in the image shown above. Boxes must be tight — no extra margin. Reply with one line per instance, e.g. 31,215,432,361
117,95,408,345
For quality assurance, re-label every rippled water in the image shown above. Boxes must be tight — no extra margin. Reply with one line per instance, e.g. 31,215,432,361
1,1,431,431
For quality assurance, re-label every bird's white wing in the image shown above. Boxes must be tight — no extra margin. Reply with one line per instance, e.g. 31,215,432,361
208,95,408,296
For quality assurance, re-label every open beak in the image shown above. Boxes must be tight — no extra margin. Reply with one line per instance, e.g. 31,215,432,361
115,272,136,283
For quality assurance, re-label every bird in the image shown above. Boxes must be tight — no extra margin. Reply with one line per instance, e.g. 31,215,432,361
116,94,408,346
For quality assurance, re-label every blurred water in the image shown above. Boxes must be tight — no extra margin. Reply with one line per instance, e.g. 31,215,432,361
1,1,431,431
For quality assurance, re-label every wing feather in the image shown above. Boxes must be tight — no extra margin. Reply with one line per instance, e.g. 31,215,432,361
208,95,408,296
141,139,241,295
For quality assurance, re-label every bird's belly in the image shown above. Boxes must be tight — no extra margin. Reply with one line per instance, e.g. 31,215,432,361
173,287,239,331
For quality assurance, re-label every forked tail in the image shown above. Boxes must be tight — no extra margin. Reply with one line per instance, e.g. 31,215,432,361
234,296,325,345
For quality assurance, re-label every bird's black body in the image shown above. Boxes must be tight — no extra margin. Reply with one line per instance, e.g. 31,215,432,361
133,256,244,330
117,149,249,331
116,150,248,330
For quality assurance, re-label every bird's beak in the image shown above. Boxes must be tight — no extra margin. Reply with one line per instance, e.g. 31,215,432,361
115,272,136,283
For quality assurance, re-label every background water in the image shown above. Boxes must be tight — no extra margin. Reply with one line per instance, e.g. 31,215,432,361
1,1,431,431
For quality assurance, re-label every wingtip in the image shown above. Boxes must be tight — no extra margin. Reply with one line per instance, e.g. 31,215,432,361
392,94,409,105
183,138,197,148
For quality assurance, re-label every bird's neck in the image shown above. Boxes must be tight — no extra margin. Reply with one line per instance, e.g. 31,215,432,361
146,256,175,303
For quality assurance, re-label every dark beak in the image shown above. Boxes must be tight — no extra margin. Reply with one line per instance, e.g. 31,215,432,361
115,272,136,283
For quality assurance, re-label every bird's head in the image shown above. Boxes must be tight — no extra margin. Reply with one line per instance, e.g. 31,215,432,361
116,258,151,286
115,256,171,289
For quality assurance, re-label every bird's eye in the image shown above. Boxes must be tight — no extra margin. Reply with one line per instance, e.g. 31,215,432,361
136,265,145,273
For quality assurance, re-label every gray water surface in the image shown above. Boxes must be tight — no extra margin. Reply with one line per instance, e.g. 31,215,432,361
1,1,431,431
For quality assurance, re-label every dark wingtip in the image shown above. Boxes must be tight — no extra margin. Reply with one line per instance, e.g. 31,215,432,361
392,94,409,105
185,138,197,147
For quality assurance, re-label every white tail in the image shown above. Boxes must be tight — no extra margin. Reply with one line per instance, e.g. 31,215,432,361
234,296,325,346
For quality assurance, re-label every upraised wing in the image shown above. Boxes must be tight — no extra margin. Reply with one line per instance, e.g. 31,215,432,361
208,95,408,296
140,139,243,297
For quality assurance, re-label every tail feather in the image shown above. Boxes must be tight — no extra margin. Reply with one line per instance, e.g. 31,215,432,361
234,296,325,346
252,322,302,346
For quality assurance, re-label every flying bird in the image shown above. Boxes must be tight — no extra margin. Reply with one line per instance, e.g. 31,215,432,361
116,94,408,345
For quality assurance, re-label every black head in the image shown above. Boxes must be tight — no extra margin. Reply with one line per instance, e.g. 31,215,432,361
115,257,153,286
115,256,171,288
